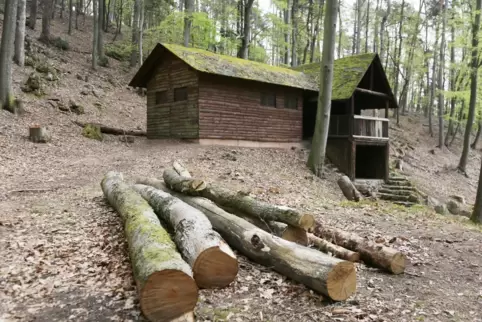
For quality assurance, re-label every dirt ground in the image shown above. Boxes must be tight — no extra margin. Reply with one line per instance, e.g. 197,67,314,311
1,15,482,322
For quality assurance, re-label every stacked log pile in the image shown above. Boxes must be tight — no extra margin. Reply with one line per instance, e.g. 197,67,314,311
101,161,409,322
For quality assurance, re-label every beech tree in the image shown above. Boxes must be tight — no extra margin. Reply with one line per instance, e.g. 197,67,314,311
0,0,18,110
14,0,26,67
29,0,37,29
40,0,53,41
92,0,98,69
183,0,194,47
308,0,338,176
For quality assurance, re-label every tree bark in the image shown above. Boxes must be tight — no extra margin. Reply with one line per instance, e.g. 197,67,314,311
29,0,37,29
459,0,481,173
237,0,254,59
146,181,357,301
308,233,360,262
14,0,26,67
307,0,338,176
130,0,140,66
162,169,314,230
437,0,446,148
100,172,198,321
291,0,298,66
68,0,73,35
183,0,194,47
92,0,98,70
40,0,52,41
379,0,390,64
138,0,144,65
313,223,407,274
0,0,18,110
284,0,291,64
445,19,456,146
337,175,362,201
97,0,105,60
471,120,481,149
132,184,238,289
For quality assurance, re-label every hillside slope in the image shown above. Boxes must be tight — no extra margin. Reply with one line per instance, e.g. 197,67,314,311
1,15,481,322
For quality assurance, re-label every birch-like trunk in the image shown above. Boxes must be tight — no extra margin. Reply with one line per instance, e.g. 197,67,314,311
14,0,26,67
308,0,338,176
183,0,194,47
0,0,18,109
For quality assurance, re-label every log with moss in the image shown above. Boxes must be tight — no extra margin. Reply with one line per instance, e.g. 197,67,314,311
101,172,198,321
132,184,238,289
73,120,146,136
136,178,357,301
313,223,407,274
163,168,315,230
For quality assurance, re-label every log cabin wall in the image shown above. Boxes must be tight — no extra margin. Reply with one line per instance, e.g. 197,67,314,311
326,138,353,178
198,74,303,142
146,52,199,139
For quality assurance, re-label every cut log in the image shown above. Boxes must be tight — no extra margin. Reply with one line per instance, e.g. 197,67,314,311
162,168,315,230
72,120,146,136
101,172,198,321
132,184,238,289
136,178,357,301
29,125,51,143
337,176,362,202
313,223,407,274
173,160,192,177
308,234,360,262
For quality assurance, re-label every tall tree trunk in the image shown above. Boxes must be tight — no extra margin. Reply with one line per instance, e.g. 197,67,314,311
60,0,64,18
429,19,440,138
338,0,342,58
355,0,362,54
365,0,370,53
471,120,481,149
302,0,313,64
92,0,98,70
437,0,446,148
29,0,37,29
373,0,379,53
310,0,324,62
183,0,194,47
130,0,140,66
308,0,338,176
138,0,144,65
97,0,105,60
51,0,56,19
40,0,53,41
75,0,79,29
392,0,404,124
237,0,255,59
379,0,390,64
459,0,482,173
14,0,26,67
68,0,73,34
0,0,18,110
445,21,456,146
291,0,298,66
284,0,291,64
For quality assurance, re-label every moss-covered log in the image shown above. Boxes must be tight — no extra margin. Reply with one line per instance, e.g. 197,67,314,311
163,168,315,230
136,178,357,301
132,184,238,288
337,175,362,202
73,120,146,136
313,223,407,274
308,234,360,262
101,172,198,321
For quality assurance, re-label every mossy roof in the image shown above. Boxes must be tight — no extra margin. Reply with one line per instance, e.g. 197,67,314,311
292,53,377,100
129,43,380,100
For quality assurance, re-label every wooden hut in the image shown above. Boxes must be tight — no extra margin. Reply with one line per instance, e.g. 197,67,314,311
129,43,398,181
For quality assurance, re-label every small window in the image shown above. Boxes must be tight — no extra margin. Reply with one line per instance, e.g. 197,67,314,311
261,92,276,107
155,90,168,104
284,95,298,109
174,87,188,102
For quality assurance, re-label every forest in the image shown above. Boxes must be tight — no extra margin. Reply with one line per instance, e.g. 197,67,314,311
1,0,482,321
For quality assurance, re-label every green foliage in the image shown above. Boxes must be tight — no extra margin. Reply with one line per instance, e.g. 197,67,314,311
52,37,70,51
105,41,133,61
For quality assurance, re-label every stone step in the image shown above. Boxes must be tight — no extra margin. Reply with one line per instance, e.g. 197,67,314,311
378,188,413,196
393,201,418,207
381,185,416,191
386,180,412,187
378,193,419,203
388,176,408,181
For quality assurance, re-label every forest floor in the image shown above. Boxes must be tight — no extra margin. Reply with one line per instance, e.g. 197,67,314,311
1,15,482,322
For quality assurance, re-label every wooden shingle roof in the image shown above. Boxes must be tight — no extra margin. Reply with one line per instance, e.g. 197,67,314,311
129,43,384,101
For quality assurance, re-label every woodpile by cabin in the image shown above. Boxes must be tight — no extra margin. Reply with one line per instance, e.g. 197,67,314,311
101,160,409,322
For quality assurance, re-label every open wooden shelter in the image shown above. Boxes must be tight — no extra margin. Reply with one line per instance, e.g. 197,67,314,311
129,43,398,181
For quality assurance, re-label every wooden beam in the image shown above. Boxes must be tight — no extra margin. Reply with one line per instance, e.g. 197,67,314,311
355,87,391,99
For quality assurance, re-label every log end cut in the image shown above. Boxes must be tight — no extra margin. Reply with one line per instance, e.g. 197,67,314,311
193,246,239,289
389,253,407,275
140,270,198,322
299,213,315,230
281,226,309,246
326,261,357,301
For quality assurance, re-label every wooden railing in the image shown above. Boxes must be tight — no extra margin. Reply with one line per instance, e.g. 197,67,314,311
353,115,389,138
328,115,389,139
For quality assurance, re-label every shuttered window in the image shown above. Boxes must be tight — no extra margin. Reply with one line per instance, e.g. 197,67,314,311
155,90,168,105
284,94,298,109
261,92,276,107
174,87,188,101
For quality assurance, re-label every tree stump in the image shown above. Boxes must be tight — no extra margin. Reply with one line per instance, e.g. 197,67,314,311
29,126,51,143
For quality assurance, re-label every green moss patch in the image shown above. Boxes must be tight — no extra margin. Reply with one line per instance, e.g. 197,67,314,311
82,124,103,141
